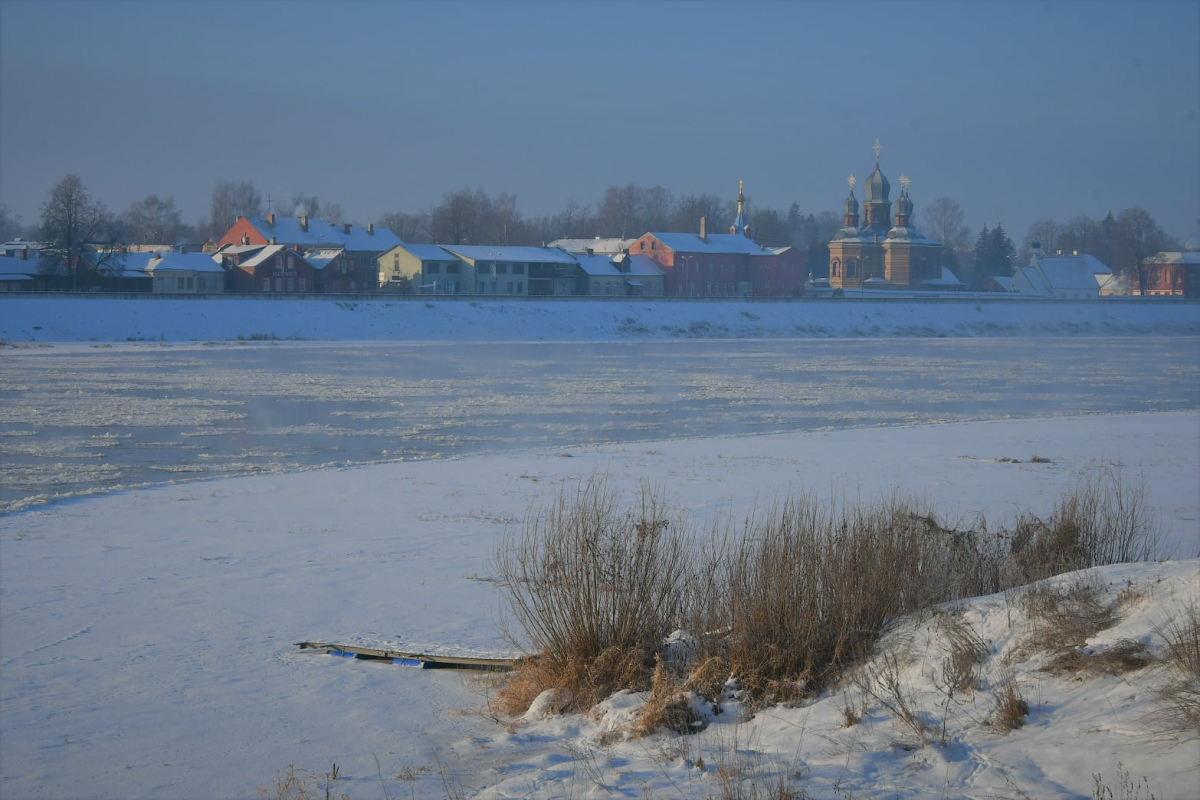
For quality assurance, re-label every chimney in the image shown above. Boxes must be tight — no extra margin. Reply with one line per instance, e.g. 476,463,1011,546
367,223,374,236
300,216,308,232
19,247,27,260
270,236,277,245
1072,250,1078,256
241,234,250,245
344,223,351,235
623,248,629,255
267,213,275,227
700,216,707,242
586,247,594,256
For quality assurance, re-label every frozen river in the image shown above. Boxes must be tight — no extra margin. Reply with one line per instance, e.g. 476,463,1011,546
2,337,1198,514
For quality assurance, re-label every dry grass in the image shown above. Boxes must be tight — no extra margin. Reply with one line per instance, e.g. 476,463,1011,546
490,478,690,714
992,674,1029,732
1152,600,1200,735
1045,638,1152,677
490,470,1161,735
938,612,989,694
631,659,705,738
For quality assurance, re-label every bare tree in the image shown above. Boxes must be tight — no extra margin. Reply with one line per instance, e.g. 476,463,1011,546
597,183,644,239
1114,207,1170,292
670,192,726,234
923,197,971,253
430,187,485,244
209,179,262,237
39,174,125,289
1020,219,1062,263
123,194,184,245
378,211,430,243
0,203,31,241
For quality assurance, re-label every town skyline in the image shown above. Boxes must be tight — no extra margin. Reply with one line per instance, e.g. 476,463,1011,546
2,0,1198,241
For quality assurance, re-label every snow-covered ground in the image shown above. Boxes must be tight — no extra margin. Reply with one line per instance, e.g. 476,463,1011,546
2,411,1198,799
1,295,1198,342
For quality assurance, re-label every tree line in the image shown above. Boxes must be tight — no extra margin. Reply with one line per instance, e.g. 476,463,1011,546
5,174,1189,291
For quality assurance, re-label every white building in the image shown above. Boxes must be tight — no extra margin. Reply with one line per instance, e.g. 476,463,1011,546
1008,242,1112,299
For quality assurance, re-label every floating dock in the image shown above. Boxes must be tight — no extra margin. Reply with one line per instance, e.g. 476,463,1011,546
295,641,516,672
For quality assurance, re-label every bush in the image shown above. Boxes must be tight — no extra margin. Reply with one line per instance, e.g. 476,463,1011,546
490,478,692,712
491,470,1162,729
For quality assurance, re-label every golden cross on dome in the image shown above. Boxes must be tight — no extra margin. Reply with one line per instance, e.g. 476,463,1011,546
899,174,911,192
848,174,856,190
873,138,882,161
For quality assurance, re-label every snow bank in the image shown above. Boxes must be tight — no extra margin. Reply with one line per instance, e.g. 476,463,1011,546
2,412,1197,798
2,296,1198,342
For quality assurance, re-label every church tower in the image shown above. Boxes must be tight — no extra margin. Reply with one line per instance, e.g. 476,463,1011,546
861,138,892,233
730,180,749,236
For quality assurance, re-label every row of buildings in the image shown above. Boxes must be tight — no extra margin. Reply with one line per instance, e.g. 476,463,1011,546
2,144,1196,297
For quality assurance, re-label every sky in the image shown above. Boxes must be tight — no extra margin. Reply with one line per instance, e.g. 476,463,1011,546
1,0,1198,242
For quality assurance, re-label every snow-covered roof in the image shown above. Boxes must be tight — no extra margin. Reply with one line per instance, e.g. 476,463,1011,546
217,243,267,256
442,245,578,265
147,253,224,274
574,253,664,278
244,217,402,252
238,245,292,269
0,272,34,281
921,267,964,286
303,248,346,271
548,238,633,254
990,276,1013,291
645,232,771,255
396,244,461,263
1036,253,1110,291
1146,251,1200,265
0,256,38,275
1015,266,1051,295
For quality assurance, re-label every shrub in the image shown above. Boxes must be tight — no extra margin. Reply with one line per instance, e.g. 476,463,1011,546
490,478,691,713
1153,600,1200,734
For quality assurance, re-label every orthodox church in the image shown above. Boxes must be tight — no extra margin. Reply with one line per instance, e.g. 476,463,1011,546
828,141,946,290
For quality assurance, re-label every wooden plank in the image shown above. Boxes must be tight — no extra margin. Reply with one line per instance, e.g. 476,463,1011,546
295,641,516,672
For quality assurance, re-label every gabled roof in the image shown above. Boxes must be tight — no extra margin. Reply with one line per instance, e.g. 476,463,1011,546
644,232,773,255
238,245,294,269
442,245,578,264
303,248,346,271
147,252,224,274
217,243,268,256
921,267,964,286
0,255,38,276
1035,253,1110,291
1015,266,1051,295
243,217,402,252
575,253,664,278
395,244,461,262
548,238,633,254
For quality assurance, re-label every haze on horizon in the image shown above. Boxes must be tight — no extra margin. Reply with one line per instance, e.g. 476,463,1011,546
1,0,1197,242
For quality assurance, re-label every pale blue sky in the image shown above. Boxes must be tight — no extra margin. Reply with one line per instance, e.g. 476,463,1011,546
1,0,1197,239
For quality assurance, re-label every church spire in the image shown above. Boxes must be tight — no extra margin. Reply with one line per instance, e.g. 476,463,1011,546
731,179,749,236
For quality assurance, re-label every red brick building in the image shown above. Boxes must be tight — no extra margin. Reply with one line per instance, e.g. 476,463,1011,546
627,183,805,297
1132,237,1200,297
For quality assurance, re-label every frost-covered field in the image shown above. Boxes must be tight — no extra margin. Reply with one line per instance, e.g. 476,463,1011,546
2,412,1198,799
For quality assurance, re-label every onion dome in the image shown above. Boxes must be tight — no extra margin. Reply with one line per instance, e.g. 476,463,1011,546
845,189,859,216
895,189,913,218
864,161,890,204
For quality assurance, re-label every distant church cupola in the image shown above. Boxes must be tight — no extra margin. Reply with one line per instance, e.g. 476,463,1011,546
862,138,892,231
844,174,860,228
730,180,749,236
894,174,914,227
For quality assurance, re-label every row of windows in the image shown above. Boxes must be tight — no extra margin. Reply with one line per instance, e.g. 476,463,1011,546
262,277,306,292
677,261,794,273
424,263,461,274
154,275,220,291
476,281,524,293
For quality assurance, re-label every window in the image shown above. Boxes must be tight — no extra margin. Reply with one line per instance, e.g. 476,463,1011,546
350,281,356,291
176,277,185,290
263,278,270,292
477,281,484,292
155,276,164,289
276,277,284,291
497,264,508,274
427,264,440,274
186,277,194,290
446,263,459,274
286,277,295,292
706,281,712,294
298,278,305,291
516,282,523,293
507,281,513,293
512,263,525,274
